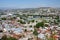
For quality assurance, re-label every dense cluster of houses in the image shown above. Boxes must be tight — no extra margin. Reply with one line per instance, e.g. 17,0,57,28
0,7,60,40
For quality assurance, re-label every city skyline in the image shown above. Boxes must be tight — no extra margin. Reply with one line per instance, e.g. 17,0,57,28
0,0,60,9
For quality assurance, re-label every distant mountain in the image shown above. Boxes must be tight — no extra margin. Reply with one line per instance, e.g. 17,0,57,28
0,7,58,10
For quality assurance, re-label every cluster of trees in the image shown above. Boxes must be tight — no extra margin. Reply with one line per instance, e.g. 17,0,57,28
35,22,44,28
1,35,17,40
33,21,49,38
18,20,26,24
33,22,45,40
33,29,38,36
1,17,16,20
1,17,6,20
30,20,34,23
54,16,60,25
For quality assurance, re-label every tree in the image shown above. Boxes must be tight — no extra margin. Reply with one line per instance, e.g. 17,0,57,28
33,29,38,40
35,22,44,28
24,29,27,32
18,20,26,24
33,29,38,36
23,14,28,18
54,16,60,24
1,17,6,20
1,35,7,40
31,20,34,23
1,35,17,40
29,25,32,28
7,37,17,40
54,20,58,25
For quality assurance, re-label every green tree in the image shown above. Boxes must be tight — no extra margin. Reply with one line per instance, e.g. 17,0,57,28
1,35,17,40
33,29,38,36
24,29,27,32
29,25,32,28
18,20,26,24
31,20,34,23
33,29,38,40
35,22,44,28
1,17,6,20
7,37,17,40
1,35,7,40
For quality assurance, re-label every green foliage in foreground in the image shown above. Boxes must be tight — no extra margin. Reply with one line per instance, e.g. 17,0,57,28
1,35,17,40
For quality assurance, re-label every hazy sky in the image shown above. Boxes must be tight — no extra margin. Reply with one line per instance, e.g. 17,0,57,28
0,0,60,8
